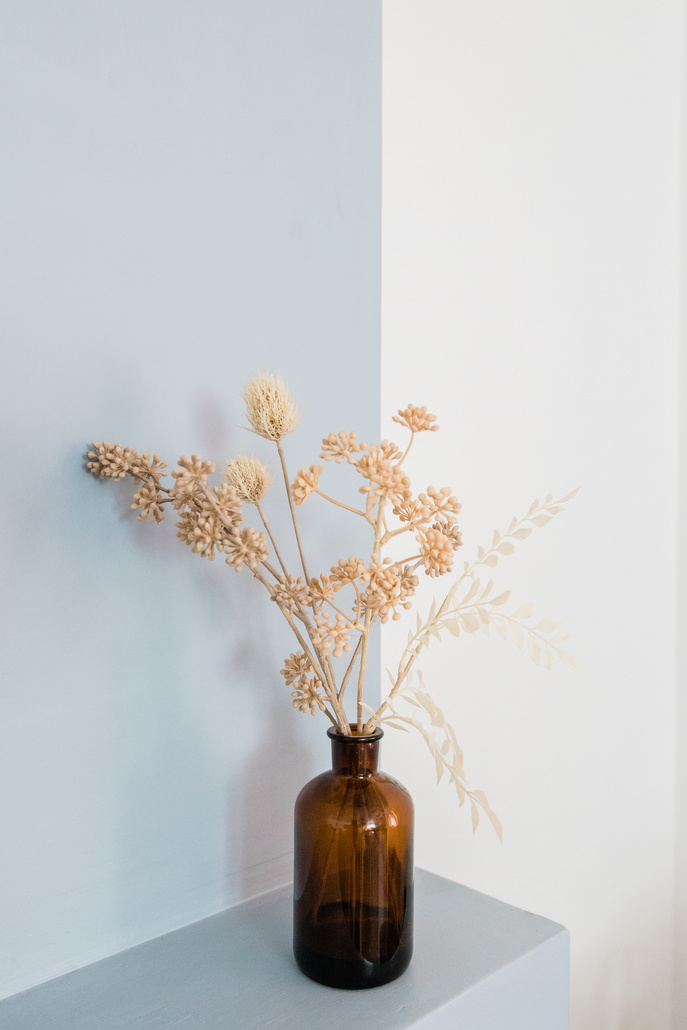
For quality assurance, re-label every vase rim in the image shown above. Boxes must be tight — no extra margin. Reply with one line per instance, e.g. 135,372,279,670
327,724,383,743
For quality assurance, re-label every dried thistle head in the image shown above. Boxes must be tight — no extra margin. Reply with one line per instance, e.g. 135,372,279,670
225,454,273,504
241,372,300,442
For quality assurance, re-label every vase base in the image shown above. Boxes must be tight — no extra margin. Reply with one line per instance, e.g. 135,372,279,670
293,940,412,990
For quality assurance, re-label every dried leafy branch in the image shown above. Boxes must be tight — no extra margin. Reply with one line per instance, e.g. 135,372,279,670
85,373,578,837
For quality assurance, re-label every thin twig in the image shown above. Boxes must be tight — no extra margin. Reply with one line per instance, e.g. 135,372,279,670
275,440,347,733
255,500,290,580
339,635,363,702
397,430,415,467
313,488,374,522
356,496,386,732
276,441,312,586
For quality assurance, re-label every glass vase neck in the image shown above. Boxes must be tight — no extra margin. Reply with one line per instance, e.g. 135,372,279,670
327,725,383,777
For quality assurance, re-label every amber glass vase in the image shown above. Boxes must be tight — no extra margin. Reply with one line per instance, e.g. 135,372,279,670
293,725,414,989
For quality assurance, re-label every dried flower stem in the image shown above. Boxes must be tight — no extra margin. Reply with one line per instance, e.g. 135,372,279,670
276,440,312,586
364,584,457,733
255,501,290,580
356,496,386,732
86,394,577,839
397,431,415,467
380,522,422,546
313,489,373,522
252,565,347,726
276,439,345,730
338,635,363,702
200,484,238,536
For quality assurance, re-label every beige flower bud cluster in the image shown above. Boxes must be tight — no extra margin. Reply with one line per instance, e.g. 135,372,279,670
417,525,455,578
392,404,439,433
276,400,462,686
86,442,269,571
313,612,354,658
320,431,367,463
291,465,322,506
281,652,327,716
270,574,311,614
86,383,464,735
86,375,577,834
87,441,137,482
357,453,412,507
171,454,216,507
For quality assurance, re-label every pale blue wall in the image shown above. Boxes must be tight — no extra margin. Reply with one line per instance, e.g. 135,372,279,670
0,0,380,997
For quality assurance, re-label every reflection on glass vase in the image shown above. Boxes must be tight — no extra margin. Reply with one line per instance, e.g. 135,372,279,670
293,725,414,989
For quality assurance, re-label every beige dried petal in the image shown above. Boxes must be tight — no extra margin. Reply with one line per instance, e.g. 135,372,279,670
225,454,273,504
241,372,300,441
392,404,439,433
291,465,322,505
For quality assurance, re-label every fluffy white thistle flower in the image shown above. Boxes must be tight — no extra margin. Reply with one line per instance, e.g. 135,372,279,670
225,454,274,504
241,372,300,442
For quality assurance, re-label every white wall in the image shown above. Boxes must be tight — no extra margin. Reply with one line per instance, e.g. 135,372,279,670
381,3,681,1029
0,0,380,999
676,2,687,1025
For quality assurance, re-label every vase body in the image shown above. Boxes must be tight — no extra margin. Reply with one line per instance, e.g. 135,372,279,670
293,726,414,989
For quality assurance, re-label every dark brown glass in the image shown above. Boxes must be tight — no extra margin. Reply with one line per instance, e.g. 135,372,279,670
293,726,414,989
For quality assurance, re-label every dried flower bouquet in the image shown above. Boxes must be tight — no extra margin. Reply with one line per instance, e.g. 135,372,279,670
86,373,577,837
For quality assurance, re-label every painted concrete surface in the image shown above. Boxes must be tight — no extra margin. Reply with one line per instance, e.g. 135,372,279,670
0,869,569,1029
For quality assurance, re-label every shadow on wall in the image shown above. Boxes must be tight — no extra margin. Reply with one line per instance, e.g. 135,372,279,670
96,394,301,937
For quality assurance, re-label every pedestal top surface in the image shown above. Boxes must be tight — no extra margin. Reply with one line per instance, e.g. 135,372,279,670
0,869,567,1030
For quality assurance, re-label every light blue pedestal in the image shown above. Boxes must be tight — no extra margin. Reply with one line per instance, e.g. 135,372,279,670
0,869,569,1029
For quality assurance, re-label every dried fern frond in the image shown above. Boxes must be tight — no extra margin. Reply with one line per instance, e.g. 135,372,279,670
375,673,502,840
468,488,580,573
85,380,580,813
